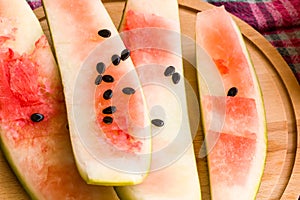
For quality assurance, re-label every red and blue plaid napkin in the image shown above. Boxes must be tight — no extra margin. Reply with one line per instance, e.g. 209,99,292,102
26,0,41,9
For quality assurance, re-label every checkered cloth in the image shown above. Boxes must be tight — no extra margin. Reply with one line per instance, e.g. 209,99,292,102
207,0,300,83
26,0,300,83
26,0,41,10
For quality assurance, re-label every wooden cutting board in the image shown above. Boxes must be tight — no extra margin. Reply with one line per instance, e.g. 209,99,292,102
0,0,299,199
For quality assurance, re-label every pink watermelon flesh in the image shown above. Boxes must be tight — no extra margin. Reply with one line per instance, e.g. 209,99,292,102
0,36,63,130
115,7,201,200
0,20,116,199
43,0,148,154
122,9,179,67
203,96,258,138
124,10,175,29
196,8,255,98
42,0,152,184
207,130,256,185
94,64,145,152
197,7,266,199
203,96,258,186
121,9,190,155
109,9,181,151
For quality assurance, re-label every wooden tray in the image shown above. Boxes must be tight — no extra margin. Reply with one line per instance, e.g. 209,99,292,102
0,1,299,199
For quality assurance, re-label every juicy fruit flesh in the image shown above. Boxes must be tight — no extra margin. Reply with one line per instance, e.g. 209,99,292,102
94,62,146,152
207,131,256,185
0,17,117,199
196,10,255,99
0,35,64,134
203,96,258,138
204,96,258,186
116,6,201,200
124,10,176,30
122,9,186,155
196,7,266,199
43,0,150,154
122,10,180,69
43,0,151,184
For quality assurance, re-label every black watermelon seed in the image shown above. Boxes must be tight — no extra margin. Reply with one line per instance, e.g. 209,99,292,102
112,54,121,66
103,89,113,100
122,87,135,95
164,66,175,76
98,29,111,38
66,124,69,130
102,75,114,83
102,106,117,114
103,116,113,124
30,113,44,122
172,72,181,84
151,119,164,127
120,49,130,61
95,75,103,85
227,87,238,97
96,62,106,74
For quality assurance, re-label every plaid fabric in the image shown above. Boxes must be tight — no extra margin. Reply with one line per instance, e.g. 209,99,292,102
264,27,300,82
207,0,300,83
26,0,41,9
26,0,300,83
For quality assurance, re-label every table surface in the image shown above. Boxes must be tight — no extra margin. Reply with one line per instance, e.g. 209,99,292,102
0,0,299,199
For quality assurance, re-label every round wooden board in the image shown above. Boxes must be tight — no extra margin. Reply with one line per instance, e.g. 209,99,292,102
0,1,299,199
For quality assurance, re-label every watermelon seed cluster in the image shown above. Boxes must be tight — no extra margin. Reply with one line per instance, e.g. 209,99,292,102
147,65,184,128
147,65,183,128
94,58,118,125
94,32,137,125
97,30,167,128
164,66,181,84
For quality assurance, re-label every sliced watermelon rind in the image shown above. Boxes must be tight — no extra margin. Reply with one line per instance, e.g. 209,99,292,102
196,7,267,199
42,0,152,185
114,187,134,200
69,39,152,185
230,12,267,196
0,139,38,200
231,14,268,141
0,1,46,198
116,0,201,199
1,0,119,198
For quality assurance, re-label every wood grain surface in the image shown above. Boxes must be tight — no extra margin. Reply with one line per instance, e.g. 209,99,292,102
0,1,299,199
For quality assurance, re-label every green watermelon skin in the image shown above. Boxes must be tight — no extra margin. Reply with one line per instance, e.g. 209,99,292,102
0,0,119,199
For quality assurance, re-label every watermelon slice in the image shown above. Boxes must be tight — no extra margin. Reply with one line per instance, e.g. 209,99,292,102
0,0,118,199
196,7,267,199
116,0,201,199
42,0,151,185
